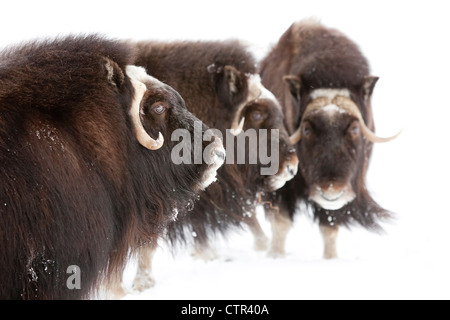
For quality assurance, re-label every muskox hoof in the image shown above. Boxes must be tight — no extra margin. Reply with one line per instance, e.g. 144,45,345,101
253,234,269,252
191,246,219,261
267,247,286,259
132,271,156,293
108,285,130,300
323,252,338,260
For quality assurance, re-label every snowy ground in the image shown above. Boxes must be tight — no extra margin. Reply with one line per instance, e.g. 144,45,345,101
2,1,450,300
120,206,449,300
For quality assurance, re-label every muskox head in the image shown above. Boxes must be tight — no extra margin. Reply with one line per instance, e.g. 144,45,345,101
123,64,225,199
210,64,299,193
285,75,400,218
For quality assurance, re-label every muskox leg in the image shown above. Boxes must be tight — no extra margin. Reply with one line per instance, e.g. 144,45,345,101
107,263,132,300
319,225,339,259
192,238,219,261
108,274,129,300
107,243,157,299
243,212,269,251
132,242,158,292
267,205,292,258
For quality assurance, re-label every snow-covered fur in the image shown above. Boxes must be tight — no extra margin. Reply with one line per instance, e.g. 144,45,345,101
0,35,220,299
260,20,393,258
134,40,298,249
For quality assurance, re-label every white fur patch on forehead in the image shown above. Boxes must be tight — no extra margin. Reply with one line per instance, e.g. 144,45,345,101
125,65,162,87
321,104,348,116
259,87,282,110
247,73,282,110
230,73,282,135
310,88,351,100
309,103,349,124
246,73,263,99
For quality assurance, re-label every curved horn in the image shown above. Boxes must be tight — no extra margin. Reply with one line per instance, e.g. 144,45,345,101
289,126,302,144
230,117,245,136
129,76,164,150
333,96,401,143
288,97,330,144
359,123,402,143
289,95,401,144
229,74,264,136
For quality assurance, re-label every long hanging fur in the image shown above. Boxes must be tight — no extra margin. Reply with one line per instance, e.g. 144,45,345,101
260,20,392,231
0,35,214,299
135,40,296,248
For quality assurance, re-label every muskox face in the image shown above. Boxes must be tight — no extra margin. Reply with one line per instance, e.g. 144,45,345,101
214,66,299,193
287,84,400,211
239,90,299,192
297,91,362,210
126,66,225,195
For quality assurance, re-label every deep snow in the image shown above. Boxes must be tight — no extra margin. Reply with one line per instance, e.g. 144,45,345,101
120,207,449,300
2,0,449,300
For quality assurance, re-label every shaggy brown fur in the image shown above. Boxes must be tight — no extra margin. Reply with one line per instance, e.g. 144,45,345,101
135,40,298,248
0,35,218,299
260,20,393,256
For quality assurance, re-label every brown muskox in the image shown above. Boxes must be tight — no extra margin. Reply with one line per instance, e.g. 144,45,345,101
0,35,224,299
259,20,400,258
121,40,299,292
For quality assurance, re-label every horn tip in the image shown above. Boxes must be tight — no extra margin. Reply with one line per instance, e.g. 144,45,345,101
229,128,242,136
149,132,164,150
230,117,245,136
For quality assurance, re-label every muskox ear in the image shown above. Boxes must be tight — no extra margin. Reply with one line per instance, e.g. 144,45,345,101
283,75,301,102
362,76,379,102
104,58,125,89
223,65,243,95
214,65,247,107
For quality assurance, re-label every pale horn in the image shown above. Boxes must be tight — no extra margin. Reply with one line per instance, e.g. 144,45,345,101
289,95,401,144
289,125,302,145
333,96,401,143
229,74,263,136
230,116,245,136
127,66,164,150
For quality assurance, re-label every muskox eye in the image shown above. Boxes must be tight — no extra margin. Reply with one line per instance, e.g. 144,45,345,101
151,104,166,115
348,121,360,137
251,111,264,122
302,124,311,137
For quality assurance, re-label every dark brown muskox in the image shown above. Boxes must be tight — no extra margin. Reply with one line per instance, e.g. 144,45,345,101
259,20,400,258
0,35,224,299
122,40,299,291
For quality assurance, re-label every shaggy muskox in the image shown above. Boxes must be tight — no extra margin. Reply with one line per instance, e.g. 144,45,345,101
123,40,299,291
0,35,224,299
259,20,400,258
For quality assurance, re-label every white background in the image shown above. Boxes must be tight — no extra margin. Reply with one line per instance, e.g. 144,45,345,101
2,0,449,299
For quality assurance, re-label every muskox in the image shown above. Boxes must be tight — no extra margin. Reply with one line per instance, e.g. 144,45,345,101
0,35,224,299
122,40,299,291
259,20,400,258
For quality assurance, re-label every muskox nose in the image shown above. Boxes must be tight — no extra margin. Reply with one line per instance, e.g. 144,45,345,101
309,182,356,211
208,135,225,165
286,164,297,177
214,149,226,161
285,156,299,178
319,188,345,202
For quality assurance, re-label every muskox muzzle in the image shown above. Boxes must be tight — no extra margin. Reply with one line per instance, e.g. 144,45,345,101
266,150,299,191
309,181,356,210
199,135,226,190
